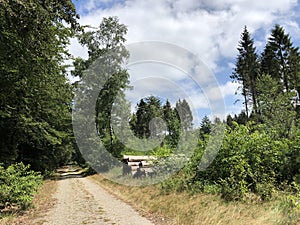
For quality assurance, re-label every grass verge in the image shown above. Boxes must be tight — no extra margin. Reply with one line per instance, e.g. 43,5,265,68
90,174,300,225
0,179,57,225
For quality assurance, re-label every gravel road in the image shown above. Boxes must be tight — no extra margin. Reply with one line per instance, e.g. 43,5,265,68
42,176,154,225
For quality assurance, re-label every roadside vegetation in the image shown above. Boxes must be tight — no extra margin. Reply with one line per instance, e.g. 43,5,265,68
0,177,57,225
87,22,300,225
91,174,299,225
0,163,42,210
0,1,299,224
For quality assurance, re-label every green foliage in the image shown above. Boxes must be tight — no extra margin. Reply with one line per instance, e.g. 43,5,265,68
151,145,173,158
132,96,163,138
257,74,297,138
175,99,193,131
277,182,300,224
159,140,205,194
287,182,300,210
233,111,249,125
231,26,260,116
280,130,300,183
162,122,299,203
163,100,181,147
231,24,300,123
261,25,299,92
156,153,190,175
73,16,130,160
160,175,188,193
199,116,212,135
0,163,42,210
208,123,285,200
129,96,183,149
208,24,300,203
0,0,79,171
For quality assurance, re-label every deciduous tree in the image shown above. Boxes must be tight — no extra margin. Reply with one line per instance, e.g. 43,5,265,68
0,0,79,171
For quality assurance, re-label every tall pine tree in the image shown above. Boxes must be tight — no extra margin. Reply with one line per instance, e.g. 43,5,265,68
175,99,193,131
261,25,298,93
231,26,260,116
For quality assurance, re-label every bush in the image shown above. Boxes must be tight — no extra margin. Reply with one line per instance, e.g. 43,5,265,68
0,162,43,210
160,122,300,202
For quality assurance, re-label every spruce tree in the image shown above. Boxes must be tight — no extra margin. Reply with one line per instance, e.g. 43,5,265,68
163,100,180,147
175,99,193,131
261,24,298,92
231,26,260,116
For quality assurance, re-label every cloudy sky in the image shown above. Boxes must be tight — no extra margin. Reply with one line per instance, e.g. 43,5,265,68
70,0,300,123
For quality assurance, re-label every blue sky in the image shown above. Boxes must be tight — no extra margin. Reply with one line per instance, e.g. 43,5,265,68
70,0,300,124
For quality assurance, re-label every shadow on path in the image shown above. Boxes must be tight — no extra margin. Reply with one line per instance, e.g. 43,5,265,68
51,165,89,180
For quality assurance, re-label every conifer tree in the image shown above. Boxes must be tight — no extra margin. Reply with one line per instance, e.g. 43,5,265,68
261,25,298,93
175,99,193,131
163,100,180,147
231,26,260,116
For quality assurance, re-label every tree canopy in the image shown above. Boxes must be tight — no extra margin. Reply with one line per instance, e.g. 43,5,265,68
0,0,79,172
231,24,300,123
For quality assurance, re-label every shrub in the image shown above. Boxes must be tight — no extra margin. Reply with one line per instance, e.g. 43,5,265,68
0,162,43,210
161,122,300,202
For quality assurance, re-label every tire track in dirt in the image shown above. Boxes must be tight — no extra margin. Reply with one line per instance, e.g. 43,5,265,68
41,177,154,225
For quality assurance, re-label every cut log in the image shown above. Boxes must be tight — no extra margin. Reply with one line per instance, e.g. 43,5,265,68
123,155,157,162
128,161,151,167
122,155,157,177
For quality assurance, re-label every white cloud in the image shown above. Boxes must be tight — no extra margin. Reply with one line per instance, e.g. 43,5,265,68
72,0,297,71
220,81,240,97
70,0,300,120
281,20,300,39
127,62,187,83
69,38,88,60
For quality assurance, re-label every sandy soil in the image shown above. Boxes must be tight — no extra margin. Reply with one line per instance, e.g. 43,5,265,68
40,176,154,225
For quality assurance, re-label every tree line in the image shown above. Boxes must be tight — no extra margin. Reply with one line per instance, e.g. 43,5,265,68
129,97,192,148
0,0,80,172
0,1,299,213
231,25,300,137
161,25,300,206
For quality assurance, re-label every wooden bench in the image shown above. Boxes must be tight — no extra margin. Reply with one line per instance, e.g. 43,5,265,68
122,155,156,178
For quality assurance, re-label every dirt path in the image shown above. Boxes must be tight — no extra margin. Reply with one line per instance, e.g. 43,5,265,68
40,176,154,225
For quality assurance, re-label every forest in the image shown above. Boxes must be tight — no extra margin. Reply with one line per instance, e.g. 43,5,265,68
0,0,299,217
